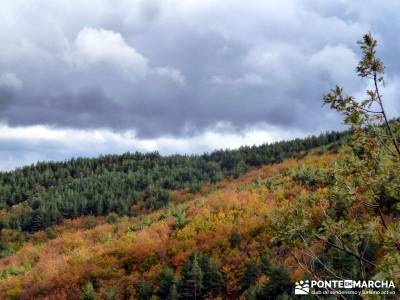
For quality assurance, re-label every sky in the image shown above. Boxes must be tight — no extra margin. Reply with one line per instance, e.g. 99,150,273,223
1,0,400,171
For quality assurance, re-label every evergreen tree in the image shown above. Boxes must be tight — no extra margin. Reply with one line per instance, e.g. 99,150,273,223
257,253,293,299
157,267,175,299
229,229,241,248
0,131,345,233
198,254,223,295
30,210,44,232
168,284,179,300
136,280,152,300
179,255,203,300
241,260,260,291
103,287,117,300
79,281,98,300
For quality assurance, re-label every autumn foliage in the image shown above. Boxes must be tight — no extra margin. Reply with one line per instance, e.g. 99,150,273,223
0,34,399,299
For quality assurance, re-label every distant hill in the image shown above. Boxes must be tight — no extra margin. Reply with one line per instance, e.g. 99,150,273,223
0,131,346,232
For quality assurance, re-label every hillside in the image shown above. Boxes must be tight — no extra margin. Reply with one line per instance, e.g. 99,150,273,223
0,132,345,233
0,139,398,299
2,5,400,300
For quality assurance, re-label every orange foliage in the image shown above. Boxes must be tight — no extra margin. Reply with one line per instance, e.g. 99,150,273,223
0,152,347,299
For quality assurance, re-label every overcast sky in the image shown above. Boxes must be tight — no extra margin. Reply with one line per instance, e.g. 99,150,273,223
1,0,400,171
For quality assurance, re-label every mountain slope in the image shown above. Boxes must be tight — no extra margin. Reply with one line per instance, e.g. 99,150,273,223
0,148,398,299
0,132,345,233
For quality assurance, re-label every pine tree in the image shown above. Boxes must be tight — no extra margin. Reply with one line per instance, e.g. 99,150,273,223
157,268,175,299
30,210,44,232
229,229,241,248
103,287,117,300
168,283,179,300
241,260,260,291
257,253,292,299
136,280,152,300
198,254,222,295
179,256,203,300
79,281,98,300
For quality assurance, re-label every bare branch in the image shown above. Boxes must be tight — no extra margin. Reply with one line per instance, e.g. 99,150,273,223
373,72,400,156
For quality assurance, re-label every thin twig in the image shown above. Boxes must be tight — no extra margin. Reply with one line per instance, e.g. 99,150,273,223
373,72,400,155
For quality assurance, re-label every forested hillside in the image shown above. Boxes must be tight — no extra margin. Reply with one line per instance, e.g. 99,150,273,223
0,34,399,300
0,144,398,299
0,131,345,232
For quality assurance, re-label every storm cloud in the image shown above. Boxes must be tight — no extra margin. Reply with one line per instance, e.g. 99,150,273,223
1,0,400,169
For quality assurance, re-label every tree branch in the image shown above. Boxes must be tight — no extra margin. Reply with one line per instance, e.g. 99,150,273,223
314,235,377,267
373,72,400,156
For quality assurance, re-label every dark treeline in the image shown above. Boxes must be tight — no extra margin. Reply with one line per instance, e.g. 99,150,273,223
133,251,292,300
0,131,346,232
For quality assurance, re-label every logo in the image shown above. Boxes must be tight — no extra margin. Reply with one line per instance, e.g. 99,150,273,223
294,279,396,296
295,280,310,295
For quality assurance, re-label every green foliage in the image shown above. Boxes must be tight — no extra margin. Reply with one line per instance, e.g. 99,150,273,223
2,33,400,300
140,253,159,273
167,284,179,300
179,252,222,299
0,132,345,232
198,253,223,295
293,165,324,187
104,287,117,300
320,240,359,279
136,280,153,300
0,230,26,258
45,228,57,239
179,256,203,300
263,175,283,191
316,32,400,289
244,287,257,300
79,281,98,300
105,212,119,224
241,260,260,291
0,265,29,280
103,287,117,300
379,223,400,286
0,247,13,259
188,180,202,193
229,229,241,248
324,33,400,157
256,253,293,299
84,216,98,230
232,160,248,178
171,206,187,230
356,33,384,78
241,253,293,300
157,268,176,299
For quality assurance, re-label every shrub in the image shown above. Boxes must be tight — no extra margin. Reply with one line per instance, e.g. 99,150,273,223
293,165,323,187
79,281,98,300
105,212,119,224
84,216,98,230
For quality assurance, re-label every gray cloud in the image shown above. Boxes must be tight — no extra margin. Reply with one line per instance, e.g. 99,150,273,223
0,122,308,171
0,0,399,140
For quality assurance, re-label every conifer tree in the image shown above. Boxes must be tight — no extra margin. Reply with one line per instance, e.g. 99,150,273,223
198,254,223,295
79,281,98,300
157,268,175,299
241,260,260,291
168,284,179,300
179,255,203,300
